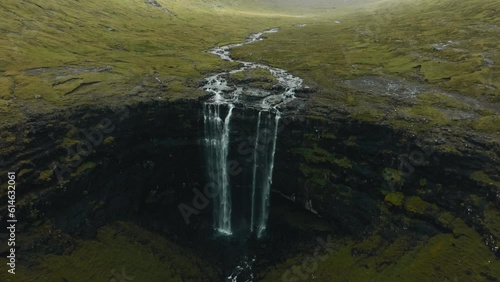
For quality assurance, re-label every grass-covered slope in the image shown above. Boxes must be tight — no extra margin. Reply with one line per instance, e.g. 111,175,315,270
2,0,496,137
232,0,499,137
0,221,219,281
0,0,300,125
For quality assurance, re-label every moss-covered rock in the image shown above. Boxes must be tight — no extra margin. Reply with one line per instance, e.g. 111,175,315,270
384,192,404,207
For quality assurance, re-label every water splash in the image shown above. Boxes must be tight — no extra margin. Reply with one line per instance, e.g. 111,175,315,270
227,256,256,282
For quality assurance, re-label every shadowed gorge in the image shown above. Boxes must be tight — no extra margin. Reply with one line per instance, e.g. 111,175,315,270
0,0,499,281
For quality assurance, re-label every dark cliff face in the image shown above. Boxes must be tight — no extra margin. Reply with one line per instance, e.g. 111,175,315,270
276,115,498,233
1,101,205,239
2,99,499,279
4,99,499,244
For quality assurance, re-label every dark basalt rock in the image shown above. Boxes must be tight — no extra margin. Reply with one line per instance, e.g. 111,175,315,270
1,96,499,277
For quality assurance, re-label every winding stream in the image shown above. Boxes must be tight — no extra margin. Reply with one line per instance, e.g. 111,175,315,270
202,28,304,109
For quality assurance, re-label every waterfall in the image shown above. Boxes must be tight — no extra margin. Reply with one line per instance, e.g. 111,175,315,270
204,106,280,237
203,103,234,235
250,112,262,233
201,28,302,239
250,110,280,238
200,28,304,281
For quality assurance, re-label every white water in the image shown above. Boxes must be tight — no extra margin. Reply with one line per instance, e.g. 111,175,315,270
204,103,234,235
203,28,303,109
202,28,303,240
227,256,256,282
250,111,281,238
250,111,262,233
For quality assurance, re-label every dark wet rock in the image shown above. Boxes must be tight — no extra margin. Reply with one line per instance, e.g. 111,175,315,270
145,0,161,8
431,41,456,51
241,88,272,98
343,75,423,99
28,228,76,256
409,220,441,237
484,57,495,66
144,0,176,16
25,65,113,76
464,134,494,149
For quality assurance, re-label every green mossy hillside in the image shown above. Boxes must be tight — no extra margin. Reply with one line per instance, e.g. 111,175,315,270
0,221,218,281
0,0,300,124
231,0,499,137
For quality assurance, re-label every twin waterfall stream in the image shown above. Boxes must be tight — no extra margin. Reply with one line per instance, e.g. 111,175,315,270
203,103,235,235
249,111,280,238
202,28,304,240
